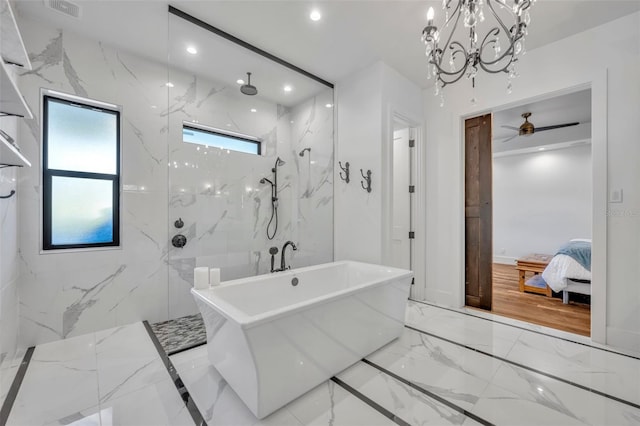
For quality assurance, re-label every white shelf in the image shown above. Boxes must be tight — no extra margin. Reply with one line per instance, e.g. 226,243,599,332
0,57,32,118
0,0,31,70
0,130,30,167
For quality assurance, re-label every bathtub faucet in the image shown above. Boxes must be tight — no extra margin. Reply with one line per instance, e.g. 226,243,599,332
269,247,279,273
271,241,297,272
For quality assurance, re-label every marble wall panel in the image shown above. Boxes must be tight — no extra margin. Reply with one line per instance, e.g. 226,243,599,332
16,20,170,346
15,13,334,345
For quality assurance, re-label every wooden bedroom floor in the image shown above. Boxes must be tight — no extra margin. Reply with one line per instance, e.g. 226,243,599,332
489,263,591,336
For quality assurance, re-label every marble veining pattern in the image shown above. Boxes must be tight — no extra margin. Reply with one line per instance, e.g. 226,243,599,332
6,302,640,425
406,301,640,408
6,322,194,426
14,11,334,348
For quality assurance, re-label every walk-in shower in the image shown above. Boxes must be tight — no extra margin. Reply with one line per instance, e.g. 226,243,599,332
260,157,286,240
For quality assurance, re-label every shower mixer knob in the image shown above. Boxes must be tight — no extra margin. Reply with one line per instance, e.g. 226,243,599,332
172,234,187,248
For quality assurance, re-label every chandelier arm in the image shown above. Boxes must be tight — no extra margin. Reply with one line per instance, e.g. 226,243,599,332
437,67,469,87
441,0,463,31
478,27,521,67
431,42,469,79
477,52,514,74
486,0,514,42
438,3,464,63
489,0,516,19
513,0,533,16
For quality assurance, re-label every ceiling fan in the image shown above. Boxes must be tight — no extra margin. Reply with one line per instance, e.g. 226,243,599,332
501,112,579,142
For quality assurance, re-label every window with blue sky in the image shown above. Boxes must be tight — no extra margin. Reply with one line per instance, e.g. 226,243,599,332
183,125,261,155
43,94,120,250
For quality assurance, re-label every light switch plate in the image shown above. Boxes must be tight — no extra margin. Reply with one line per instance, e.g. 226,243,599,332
609,189,623,203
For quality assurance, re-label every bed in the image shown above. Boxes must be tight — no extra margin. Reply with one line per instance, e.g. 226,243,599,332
541,239,591,304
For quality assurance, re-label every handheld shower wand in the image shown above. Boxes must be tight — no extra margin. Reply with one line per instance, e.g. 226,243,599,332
262,157,286,240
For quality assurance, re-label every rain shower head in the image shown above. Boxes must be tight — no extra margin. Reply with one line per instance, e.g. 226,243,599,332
299,148,311,157
260,177,273,185
275,157,285,166
240,72,258,96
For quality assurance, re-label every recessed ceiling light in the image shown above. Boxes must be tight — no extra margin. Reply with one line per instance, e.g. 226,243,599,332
186,46,197,54
166,82,174,88
236,79,245,85
325,103,333,108
251,108,257,113
310,9,321,21
284,85,293,92
538,147,545,151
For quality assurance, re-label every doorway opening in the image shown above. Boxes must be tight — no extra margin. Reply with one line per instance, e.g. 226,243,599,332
389,117,421,298
464,88,593,337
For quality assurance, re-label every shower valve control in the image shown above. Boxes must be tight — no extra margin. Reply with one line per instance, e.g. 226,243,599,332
174,218,184,229
172,234,187,248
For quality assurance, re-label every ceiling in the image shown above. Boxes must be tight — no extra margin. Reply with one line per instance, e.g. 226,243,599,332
492,89,592,154
15,0,640,90
168,12,329,107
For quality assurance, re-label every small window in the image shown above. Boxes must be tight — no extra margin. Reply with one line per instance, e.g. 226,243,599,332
42,93,120,250
183,124,261,155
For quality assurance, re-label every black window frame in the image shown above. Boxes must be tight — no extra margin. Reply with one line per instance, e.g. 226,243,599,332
183,124,262,155
42,94,121,250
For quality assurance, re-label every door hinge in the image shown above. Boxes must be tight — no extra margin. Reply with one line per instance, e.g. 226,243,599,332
409,139,415,148
409,185,415,193
408,231,415,239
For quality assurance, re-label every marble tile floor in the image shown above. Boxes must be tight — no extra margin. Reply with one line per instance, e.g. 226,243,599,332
3,322,194,426
4,300,640,425
151,314,206,355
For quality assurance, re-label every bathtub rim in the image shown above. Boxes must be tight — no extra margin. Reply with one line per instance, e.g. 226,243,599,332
191,260,413,330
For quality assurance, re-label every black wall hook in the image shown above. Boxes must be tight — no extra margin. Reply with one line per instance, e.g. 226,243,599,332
338,161,350,183
360,169,372,193
0,190,15,199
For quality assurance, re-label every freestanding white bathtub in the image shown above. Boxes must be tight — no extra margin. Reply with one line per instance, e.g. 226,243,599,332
191,260,413,419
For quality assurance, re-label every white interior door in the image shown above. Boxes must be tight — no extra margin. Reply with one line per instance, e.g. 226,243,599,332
391,128,411,270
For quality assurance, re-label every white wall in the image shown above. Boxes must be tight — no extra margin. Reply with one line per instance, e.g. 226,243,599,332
335,62,383,263
423,11,640,351
493,145,592,263
0,66,21,374
335,62,424,292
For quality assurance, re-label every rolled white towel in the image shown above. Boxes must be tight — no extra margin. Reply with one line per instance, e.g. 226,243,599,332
194,267,209,289
209,268,221,287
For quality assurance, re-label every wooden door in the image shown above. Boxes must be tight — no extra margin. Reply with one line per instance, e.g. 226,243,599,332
465,114,492,310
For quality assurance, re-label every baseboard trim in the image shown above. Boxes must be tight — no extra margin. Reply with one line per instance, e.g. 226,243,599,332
607,326,640,354
493,256,516,265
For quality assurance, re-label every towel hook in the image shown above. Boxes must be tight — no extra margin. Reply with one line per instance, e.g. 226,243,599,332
360,169,372,193
338,161,350,183
0,190,15,199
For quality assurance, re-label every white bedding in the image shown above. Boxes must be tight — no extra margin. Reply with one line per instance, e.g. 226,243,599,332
542,254,591,292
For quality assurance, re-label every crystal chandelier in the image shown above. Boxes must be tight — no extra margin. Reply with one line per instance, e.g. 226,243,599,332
421,0,535,104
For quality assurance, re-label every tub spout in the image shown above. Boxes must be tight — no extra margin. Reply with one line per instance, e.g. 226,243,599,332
279,241,297,271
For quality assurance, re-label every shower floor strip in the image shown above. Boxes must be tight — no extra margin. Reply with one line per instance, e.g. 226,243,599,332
330,376,412,426
360,358,494,426
0,347,35,425
167,341,206,357
404,323,640,411
142,320,207,426
408,298,640,361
